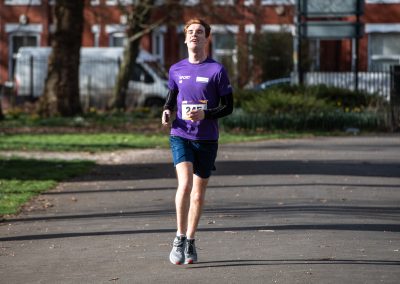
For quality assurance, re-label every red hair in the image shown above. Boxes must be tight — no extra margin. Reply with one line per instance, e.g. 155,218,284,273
183,18,211,38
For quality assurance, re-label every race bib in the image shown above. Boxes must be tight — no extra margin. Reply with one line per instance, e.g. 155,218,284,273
182,100,207,120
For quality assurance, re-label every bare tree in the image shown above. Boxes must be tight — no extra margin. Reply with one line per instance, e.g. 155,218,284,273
111,0,160,110
38,0,84,117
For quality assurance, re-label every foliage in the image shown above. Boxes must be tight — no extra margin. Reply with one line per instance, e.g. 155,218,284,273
221,110,387,132
252,32,293,81
230,84,390,131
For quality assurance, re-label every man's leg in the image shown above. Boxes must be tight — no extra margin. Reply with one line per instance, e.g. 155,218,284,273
175,162,193,235
186,174,209,239
183,174,208,264
170,161,193,265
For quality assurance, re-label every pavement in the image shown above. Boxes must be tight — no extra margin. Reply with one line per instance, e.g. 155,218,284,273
1,136,400,284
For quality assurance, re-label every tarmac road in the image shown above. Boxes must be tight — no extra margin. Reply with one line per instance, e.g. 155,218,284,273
1,136,400,284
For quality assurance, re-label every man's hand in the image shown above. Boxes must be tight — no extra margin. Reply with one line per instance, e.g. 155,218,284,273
188,109,205,122
162,109,171,126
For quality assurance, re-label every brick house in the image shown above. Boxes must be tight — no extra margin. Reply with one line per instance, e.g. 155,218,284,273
0,0,399,90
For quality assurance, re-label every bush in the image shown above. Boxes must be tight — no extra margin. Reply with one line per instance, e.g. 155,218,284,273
230,84,390,131
221,110,388,132
240,88,334,115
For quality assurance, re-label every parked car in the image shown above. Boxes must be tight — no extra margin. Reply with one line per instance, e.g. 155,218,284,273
13,47,168,108
253,77,292,90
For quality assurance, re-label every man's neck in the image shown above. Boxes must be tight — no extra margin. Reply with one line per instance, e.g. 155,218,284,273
188,49,207,64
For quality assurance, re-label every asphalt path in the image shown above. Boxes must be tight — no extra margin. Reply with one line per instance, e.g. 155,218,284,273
1,136,400,283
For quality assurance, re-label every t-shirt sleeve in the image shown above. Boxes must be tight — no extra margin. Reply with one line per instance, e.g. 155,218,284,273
216,66,233,96
168,67,178,91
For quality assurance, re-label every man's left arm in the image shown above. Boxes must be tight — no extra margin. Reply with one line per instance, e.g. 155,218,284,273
203,93,233,119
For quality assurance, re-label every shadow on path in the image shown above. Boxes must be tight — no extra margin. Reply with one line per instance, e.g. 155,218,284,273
1,223,400,242
187,258,400,269
71,160,400,182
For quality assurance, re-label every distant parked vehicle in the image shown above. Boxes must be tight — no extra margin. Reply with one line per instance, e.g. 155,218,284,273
13,47,169,108
253,77,292,90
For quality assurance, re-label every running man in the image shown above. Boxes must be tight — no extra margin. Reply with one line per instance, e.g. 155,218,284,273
162,18,234,265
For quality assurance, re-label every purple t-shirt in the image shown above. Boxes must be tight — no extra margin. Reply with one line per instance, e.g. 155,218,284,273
168,58,232,140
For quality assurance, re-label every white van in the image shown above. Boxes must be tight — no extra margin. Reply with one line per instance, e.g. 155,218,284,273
14,47,168,108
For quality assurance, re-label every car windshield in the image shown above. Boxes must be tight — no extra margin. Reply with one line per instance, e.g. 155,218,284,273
145,61,168,81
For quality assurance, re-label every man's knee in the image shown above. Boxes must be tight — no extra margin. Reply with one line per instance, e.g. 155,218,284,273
190,192,205,206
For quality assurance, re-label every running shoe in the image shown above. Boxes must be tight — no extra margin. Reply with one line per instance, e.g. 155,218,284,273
184,239,197,264
169,236,186,265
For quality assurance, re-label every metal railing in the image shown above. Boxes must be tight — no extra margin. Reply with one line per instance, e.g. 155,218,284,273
304,71,390,99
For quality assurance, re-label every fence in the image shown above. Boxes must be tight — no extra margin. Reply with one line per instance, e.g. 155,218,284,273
304,71,391,99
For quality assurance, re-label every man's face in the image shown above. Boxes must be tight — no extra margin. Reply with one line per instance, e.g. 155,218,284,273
185,24,208,50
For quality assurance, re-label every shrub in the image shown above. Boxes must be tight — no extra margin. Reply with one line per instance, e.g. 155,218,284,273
230,84,389,131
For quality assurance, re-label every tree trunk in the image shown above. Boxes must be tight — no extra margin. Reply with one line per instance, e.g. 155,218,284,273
111,0,155,110
0,95,4,120
39,0,84,117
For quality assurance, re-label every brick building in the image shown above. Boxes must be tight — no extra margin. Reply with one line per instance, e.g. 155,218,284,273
0,0,399,89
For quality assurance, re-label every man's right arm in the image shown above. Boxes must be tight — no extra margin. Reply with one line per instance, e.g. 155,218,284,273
163,89,179,111
162,89,178,125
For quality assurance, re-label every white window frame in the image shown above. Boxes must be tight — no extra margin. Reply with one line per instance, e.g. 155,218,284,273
180,0,200,5
49,0,99,6
106,0,135,5
213,0,235,5
365,23,400,33
5,0,41,5
261,24,295,36
105,24,126,34
92,25,100,47
366,0,400,3
261,0,294,5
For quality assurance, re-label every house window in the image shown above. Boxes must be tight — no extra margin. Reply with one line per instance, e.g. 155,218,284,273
369,33,400,71
366,24,400,71
6,24,42,79
9,34,39,79
106,25,127,47
211,26,238,83
258,25,294,78
152,26,166,64
109,32,127,47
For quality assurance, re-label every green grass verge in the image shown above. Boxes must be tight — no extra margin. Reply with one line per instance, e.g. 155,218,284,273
0,132,316,152
0,157,95,216
0,133,170,152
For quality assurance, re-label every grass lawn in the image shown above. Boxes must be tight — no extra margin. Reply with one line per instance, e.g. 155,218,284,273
0,157,95,216
0,131,317,152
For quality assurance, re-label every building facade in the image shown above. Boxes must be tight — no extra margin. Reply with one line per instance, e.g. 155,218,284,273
1,0,399,89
